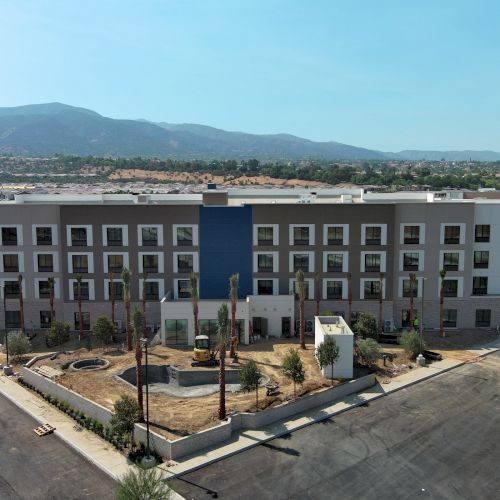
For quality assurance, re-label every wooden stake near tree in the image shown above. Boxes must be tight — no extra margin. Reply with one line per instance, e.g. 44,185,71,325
17,274,25,334
229,273,239,358
439,269,447,338
239,359,262,410
217,303,229,420
282,348,305,398
189,273,199,338
296,270,306,350
122,268,132,351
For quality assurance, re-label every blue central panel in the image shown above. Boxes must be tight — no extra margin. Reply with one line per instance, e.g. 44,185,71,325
199,205,253,299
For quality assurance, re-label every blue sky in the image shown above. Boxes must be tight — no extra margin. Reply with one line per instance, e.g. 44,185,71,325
0,0,499,151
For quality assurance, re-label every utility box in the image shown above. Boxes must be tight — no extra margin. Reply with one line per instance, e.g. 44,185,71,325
315,316,354,379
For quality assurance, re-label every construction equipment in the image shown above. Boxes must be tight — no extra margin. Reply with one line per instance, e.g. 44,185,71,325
192,335,219,367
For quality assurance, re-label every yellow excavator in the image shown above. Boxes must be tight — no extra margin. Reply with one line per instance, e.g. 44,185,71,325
192,335,219,367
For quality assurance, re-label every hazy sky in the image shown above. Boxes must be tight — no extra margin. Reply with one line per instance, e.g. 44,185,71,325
1,0,499,151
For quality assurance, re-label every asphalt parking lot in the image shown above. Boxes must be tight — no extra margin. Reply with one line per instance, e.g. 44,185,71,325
173,351,500,500
0,392,116,500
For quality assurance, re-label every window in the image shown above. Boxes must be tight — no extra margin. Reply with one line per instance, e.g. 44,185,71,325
475,309,491,327
40,311,52,329
443,309,457,328
6,311,21,329
364,280,381,299
71,227,87,246
141,227,158,246
365,254,381,272
106,227,123,246
327,227,343,245
108,255,124,272
3,254,19,272
72,254,89,273
402,279,419,298
442,279,458,297
403,252,419,271
401,309,418,328
257,279,274,295
258,227,274,246
443,252,459,271
326,280,343,299
176,227,193,246
177,254,193,273
257,254,273,272
365,227,381,245
73,281,89,301
4,281,20,298
36,227,52,245
198,319,218,346
109,282,124,300
165,319,188,345
474,251,489,269
177,279,191,298
37,254,53,272
473,276,488,295
444,226,460,244
143,281,159,301
38,280,51,299
475,225,490,243
143,254,159,273
293,280,309,299
74,312,90,331
403,226,420,244
327,254,343,272
293,254,309,272
1,227,18,246
293,227,310,246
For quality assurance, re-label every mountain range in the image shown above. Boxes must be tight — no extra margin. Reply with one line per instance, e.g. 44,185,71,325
0,103,499,161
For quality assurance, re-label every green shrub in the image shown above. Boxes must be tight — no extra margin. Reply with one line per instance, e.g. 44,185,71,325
47,320,71,346
116,467,171,500
355,338,381,366
399,330,424,359
2,330,32,361
354,313,378,340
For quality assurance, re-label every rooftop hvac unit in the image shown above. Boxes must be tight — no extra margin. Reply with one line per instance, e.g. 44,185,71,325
136,194,150,204
384,319,394,333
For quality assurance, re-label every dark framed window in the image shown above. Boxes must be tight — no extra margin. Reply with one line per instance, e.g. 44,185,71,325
1,227,18,246
257,254,273,272
293,281,309,299
36,227,52,245
365,226,381,245
402,279,419,298
327,254,343,272
74,312,90,331
177,254,193,273
472,276,488,296
443,309,457,328
293,227,310,246
177,279,191,298
444,225,460,244
73,281,89,301
72,254,88,273
6,310,21,329
107,255,124,273
403,226,420,244
3,254,19,272
257,279,273,295
364,253,381,272
40,311,52,329
109,282,123,300
143,281,159,301
4,281,20,298
106,227,123,246
442,279,458,297
198,319,218,346
257,227,274,246
38,280,51,299
475,225,490,243
326,280,343,299
165,319,188,345
364,280,381,299
293,254,309,272
403,252,419,271
71,227,87,246
142,227,158,246
474,251,489,269
475,309,491,327
401,309,418,328
327,227,343,245
37,254,53,272
143,254,159,273
443,252,459,271
177,227,193,246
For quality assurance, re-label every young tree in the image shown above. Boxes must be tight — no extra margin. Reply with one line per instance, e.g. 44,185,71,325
314,271,321,317
239,359,262,410
296,270,306,350
110,394,143,443
47,320,70,346
378,272,385,336
316,336,340,385
3,331,32,362
282,348,305,398
133,306,144,414
48,276,55,323
75,273,83,341
116,468,172,500
408,272,417,327
109,271,115,331
347,272,353,327
355,338,381,366
92,316,114,348
355,312,378,340
229,273,239,358
189,273,199,338
399,330,424,359
217,303,229,420
122,268,132,351
439,269,447,338
17,275,25,334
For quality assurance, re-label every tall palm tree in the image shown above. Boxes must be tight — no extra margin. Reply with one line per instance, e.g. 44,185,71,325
76,273,83,341
314,272,321,317
296,270,306,350
439,269,447,338
142,272,148,338
378,272,385,337
48,277,55,323
229,273,239,358
409,272,417,328
109,271,115,330
217,303,229,420
122,267,132,351
189,273,199,338
347,272,352,327
17,274,25,334
132,306,144,414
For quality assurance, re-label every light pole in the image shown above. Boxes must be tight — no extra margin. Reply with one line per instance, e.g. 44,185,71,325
1,284,8,365
140,337,155,467
420,278,427,355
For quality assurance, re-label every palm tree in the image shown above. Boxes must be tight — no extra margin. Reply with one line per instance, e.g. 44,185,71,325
409,272,417,328
48,277,55,323
122,267,132,351
378,272,385,337
439,269,447,338
296,270,306,350
189,273,199,338
347,272,352,327
314,271,321,317
217,303,229,420
76,274,83,341
109,271,115,331
229,273,239,358
17,274,25,334
132,306,144,414
142,272,148,338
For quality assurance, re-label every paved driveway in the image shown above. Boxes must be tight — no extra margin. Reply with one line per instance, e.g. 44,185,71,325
173,351,500,499
0,392,116,500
